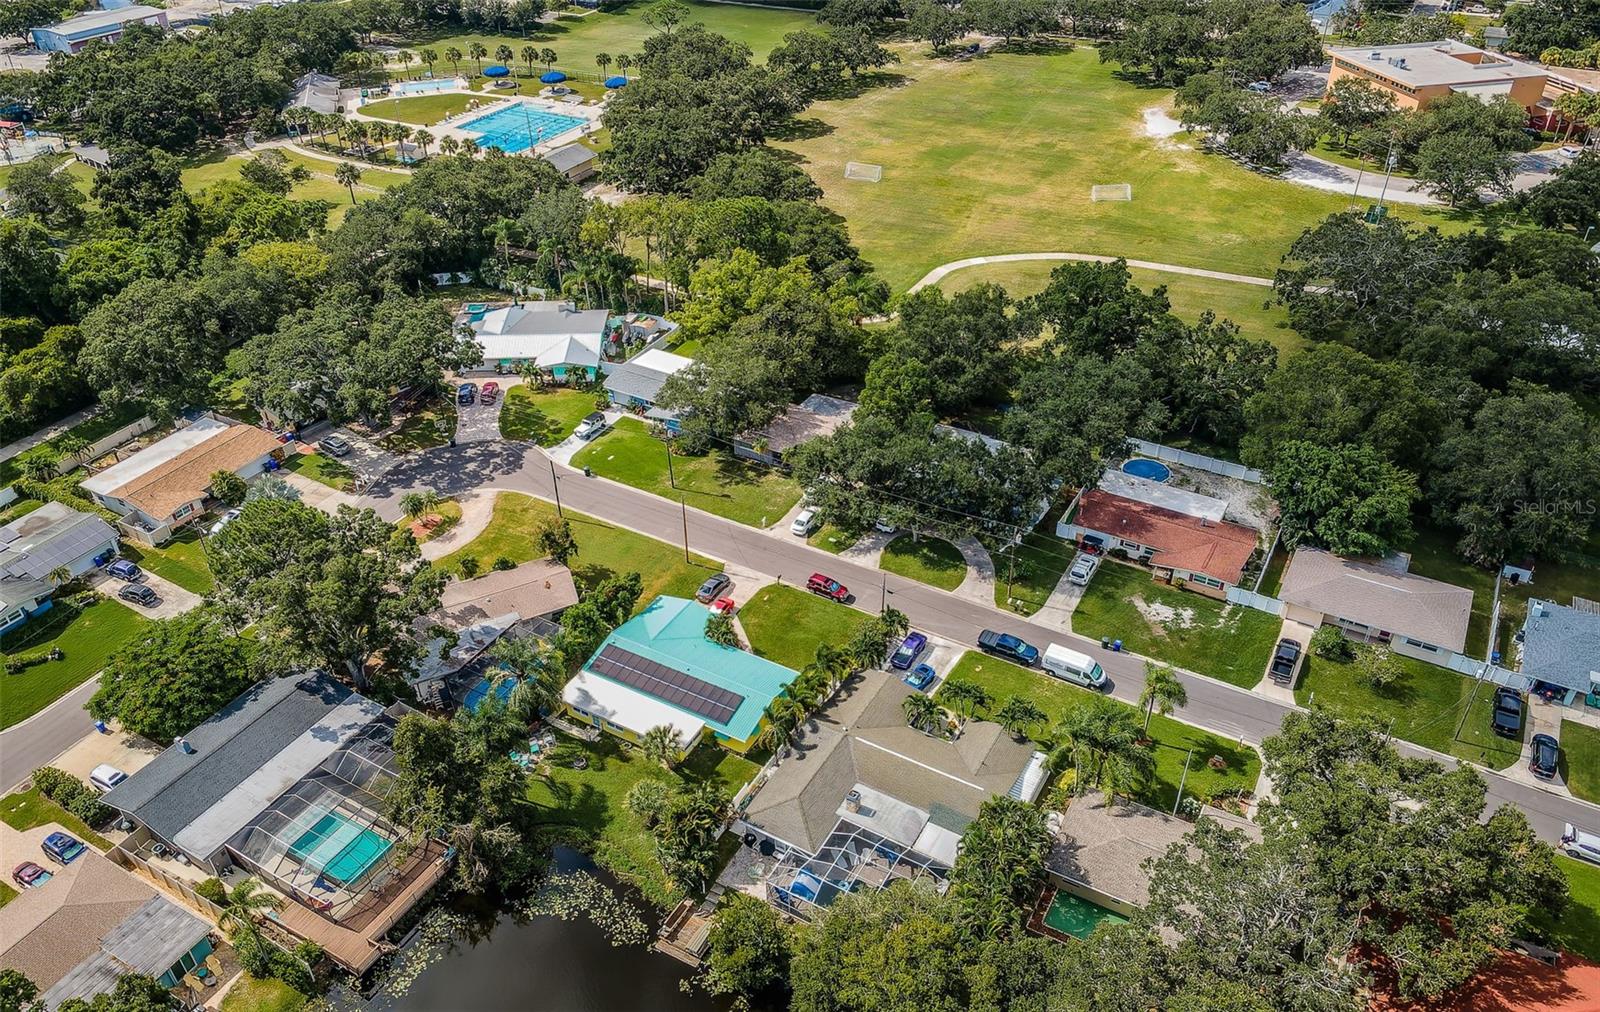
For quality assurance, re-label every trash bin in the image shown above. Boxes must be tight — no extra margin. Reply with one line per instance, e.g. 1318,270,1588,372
1100,636,1110,650
1112,639,1123,652
94,720,109,734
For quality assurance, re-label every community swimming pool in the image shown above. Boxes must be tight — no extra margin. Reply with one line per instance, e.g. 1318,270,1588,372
458,102,588,153
391,78,459,96
287,811,394,887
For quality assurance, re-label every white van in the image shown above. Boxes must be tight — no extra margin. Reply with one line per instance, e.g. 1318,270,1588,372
1042,643,1108,690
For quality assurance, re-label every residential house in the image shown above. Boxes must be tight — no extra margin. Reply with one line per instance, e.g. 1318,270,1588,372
30,5,167,52
1,502,119,633
562,595,797,756
1518,598,1600,705
1060,489,1259,598
602,348,693,429
1278,547,1474,664
738,670,1049,919
103,673,451,974
0,822,215,1010
1325,41,1548,112
732,394,857,466
79,417,282,545
540,142,599,183
468,300,612,380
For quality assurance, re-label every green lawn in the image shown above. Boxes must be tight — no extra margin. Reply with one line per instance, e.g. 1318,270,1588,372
1294,652,1523,770
0,882,16,909
500,386,598,445
0,598,150,730
808,523,860,555
402,498,464,543
1535,856,1600,962
178,147,408,225
527,734,759,907
1562,720,1600,804
1071,561,1280,690
0,788,112,850
219,976,307,1012
738,583,872,671
280,451,357,491
571,418,803,527
880,535,967,592
0,402,148,486
118,530,215,595
777,46,1464,294
939,651,1260,811
380,397,456,453
993,506,1075,615
358,92,479,125
437,491,716,604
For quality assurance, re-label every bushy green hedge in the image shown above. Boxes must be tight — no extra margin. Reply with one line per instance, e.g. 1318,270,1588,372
31,766,114,827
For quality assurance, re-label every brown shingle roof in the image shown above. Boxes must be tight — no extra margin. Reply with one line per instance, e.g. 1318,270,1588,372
109,425,280,520
432,559,578,631
1278,547,1473,653
1075,490,1258,586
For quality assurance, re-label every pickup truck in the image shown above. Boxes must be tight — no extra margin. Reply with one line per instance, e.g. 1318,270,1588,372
806,573,849,602
977,629,1039,666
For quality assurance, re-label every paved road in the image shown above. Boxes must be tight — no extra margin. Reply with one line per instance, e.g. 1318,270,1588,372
0,678,102,793
359,442,1600,844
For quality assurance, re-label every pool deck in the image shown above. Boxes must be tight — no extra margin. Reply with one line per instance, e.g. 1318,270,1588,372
351,87,602,158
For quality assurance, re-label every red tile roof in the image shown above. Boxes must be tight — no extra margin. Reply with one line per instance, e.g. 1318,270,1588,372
1370,952,1600,1012
1074,490,1258,586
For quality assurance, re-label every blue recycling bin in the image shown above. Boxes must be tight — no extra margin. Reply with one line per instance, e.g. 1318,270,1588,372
1111,640,1123,652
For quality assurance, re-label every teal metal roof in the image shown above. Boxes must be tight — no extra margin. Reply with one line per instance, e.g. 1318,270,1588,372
589,596,796,742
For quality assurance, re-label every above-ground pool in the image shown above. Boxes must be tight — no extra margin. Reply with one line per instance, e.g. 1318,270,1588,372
458,102,587,153
1122,457,1172,482
391,78,459,96
288,812,394,887
1044,889,1129,939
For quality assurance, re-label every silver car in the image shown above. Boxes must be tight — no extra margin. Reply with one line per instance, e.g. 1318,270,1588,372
1563,824,1600,866
1067,553,1099,586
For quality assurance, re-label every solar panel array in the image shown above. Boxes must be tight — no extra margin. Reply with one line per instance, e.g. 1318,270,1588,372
591,644,744,725
1,516,115,580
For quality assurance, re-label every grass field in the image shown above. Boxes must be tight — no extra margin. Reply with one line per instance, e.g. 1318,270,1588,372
0,883,15,908
1071,561,1280,690
1,598,149,730
119,530,215,595
178,147,409,225
500,386,598,444
359,92,479,125
880,535,967,591
993,505,1075,615
438,491,717,603
808,523,860,555
1294,651,1523,770
778,45,1464,294
1563,721,1600,804
0,787,113,850
738,583,872,671
380,397,456,453
281,451,357,491
938,651,1260,810
937,260,1304,357
1539,856,1600,962
571,418,803,527
220,977,306,1012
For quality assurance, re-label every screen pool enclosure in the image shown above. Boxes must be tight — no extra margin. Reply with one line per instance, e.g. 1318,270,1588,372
458,102,587,153
1122,457,1172,482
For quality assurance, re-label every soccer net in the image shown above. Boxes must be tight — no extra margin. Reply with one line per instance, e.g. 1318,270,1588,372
1091,183,1133,202
844,161,883,183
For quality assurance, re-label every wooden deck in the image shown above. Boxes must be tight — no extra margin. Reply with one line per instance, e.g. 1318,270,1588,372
652,898,712,967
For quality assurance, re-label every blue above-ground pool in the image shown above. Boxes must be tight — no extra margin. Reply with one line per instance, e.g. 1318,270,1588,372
1122,457,1172,482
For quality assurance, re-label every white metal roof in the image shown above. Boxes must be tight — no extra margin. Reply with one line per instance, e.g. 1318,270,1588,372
473,304,609,369
562,669,705,746
79,417,229,497
1098,469,1228,522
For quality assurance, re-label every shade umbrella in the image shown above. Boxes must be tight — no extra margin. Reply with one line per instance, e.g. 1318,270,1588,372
483,65,511,78
540,70,567,84
604,76,628,89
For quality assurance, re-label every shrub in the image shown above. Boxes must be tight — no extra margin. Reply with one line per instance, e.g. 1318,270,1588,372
31,766,84,805
459,556,481,579
268,949,314,994
234,927,274,979
1354,644,1403,690
1310,624,1354,662
195,878,228,905
67,792,113,828
492,556,516,571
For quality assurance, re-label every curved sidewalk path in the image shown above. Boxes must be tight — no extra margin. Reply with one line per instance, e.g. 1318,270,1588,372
905,253,1276,294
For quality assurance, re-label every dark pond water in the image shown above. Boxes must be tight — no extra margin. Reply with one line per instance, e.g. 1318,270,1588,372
363,849,729,1012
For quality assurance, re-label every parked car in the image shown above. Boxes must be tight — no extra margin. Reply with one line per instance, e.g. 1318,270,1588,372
320,433,353,457
1077,536,1105,556
89,764,127,793
457,383,477,406
873,518,896,533
1490,687,1524,739
1530,733,1561,780
1562,824,1600,866
1559,145,1584,158
978,629,1039,666
904,663,937,690
695,573,731,603
806,573,849,602
107,559,141,582
480,381,500,404
574,412,608,441
890,632,928,670
709,597,735,617
1246,80,1271,93
1067,553,1099,587
11,862,50,889
1042,643,1106,689
118,584,159,608
791,507,820,537
208,508,242,536
41,832,86,866
1269,638,1302,684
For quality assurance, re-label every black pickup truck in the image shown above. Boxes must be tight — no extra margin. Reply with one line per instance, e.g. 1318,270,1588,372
977,629,1040,666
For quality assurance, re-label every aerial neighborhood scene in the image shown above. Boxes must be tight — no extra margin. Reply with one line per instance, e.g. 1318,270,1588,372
4,0,1600,1007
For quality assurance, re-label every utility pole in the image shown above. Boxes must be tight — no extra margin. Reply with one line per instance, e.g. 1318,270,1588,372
1376,136,1399,214
548,457,563,517
880,574,888,613
1006,544,1017,604
680,497,690,562
664,438,676,489
1173,748,1195,816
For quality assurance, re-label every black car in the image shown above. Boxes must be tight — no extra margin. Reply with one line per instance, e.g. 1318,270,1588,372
977,629,1039,666
457,383,477,406
118,584,158,608
1490,687,1524,739
1269,638,1301,684
1530,733,1561,780
695,573,731,604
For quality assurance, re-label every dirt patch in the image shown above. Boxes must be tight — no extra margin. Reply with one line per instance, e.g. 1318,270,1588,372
1142,106,1193,151
1131,595,1197,635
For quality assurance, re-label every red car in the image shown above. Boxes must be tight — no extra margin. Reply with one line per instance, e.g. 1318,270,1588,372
12,861,50,889
806,573,849,602
709,597,736,617
480,381,500,405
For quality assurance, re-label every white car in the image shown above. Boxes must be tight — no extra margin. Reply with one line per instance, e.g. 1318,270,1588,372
1559,145,1585,158
1563,824,1600,866
1067,553,1100,586
791,507,820,537
873,517,896,533
89,764,128,793
1245,81,1271,94
573,412,609,441
209,508,242,536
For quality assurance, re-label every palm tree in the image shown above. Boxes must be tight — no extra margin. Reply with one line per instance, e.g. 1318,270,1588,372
640,724,682,768
903,693,939,732
399,489,442,522
804,643,853,693
462,138,480,157
412,128,434,158
539,47,557,71
18,449,61,481
217,877,277,936
495,44,514,69
334,161,362,204
616,53,632,80
940,676,990,716
469,41,488,73
47,564,72,587
392,124,415,161
441,135,461,156
596,51,612,77
445,45,463,75
521,44,539,77
399,50,415,76
994,695,1047,740
1051,696,1156,802
1138,662,1187,736
421,47,438,77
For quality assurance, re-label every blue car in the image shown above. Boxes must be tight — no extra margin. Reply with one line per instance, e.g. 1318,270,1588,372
41,832,86,866
904,663,936,690
107,559,141,581
890,632,927,670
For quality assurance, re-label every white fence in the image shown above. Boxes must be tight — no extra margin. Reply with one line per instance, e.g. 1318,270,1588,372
73,415,160,471
1225,586,1283,615
0,485,16,510
1128,438,1264,484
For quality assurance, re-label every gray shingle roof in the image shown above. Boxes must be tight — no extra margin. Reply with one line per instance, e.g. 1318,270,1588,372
604,361,674,403
1521,599,1600,693
42,896,211,1008
541,143,597,174
1279,547,1474,653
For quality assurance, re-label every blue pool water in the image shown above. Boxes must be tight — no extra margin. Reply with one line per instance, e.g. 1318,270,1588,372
1123,457,1172,482
288,812,393,887
392,79,457,95
458,102,587,153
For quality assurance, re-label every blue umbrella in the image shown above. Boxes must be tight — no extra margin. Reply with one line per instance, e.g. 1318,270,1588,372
604,75,628,88
483,64,511,78
540,70,567,84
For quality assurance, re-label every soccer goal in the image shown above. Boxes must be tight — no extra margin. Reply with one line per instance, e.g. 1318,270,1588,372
1090,183,1133,202
844,161,884,183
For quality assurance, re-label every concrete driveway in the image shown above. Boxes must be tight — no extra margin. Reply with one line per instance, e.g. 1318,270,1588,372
279,472,359,514
456,387,507,444
1254,617,1316,702
87,568,203,619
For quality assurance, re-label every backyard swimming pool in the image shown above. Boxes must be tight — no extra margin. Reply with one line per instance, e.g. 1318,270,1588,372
1122,457,1172,482
1043,888,1128,939
458,102,587,153
288,811,394,887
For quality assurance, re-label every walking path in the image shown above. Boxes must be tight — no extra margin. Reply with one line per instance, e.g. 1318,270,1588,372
906,252,1277,294
950,535,998,607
